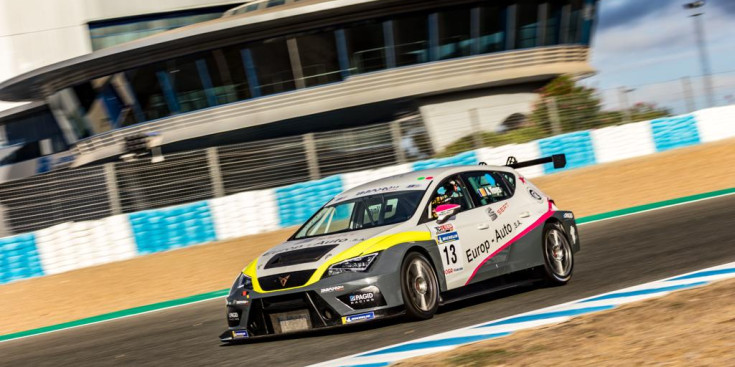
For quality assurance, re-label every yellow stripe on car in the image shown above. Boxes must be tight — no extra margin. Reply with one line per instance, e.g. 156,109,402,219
242,231,432,293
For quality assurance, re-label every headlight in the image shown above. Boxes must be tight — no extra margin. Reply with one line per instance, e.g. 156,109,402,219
230,273,253,294
326,253,379,277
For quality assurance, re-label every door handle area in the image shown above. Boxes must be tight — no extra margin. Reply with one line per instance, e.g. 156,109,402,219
477,223,490,230
519,211,531,218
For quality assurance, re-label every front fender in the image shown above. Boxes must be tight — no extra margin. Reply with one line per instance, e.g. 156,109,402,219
372,241,447,292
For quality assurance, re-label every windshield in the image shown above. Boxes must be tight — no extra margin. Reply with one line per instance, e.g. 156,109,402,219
293,191,424,239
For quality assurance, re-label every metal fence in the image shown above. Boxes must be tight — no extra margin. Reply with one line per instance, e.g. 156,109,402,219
1,71,733,236
0,116,432,234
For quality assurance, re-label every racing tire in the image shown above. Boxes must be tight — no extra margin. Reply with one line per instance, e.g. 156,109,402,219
539,222,574,286
400,252,440,320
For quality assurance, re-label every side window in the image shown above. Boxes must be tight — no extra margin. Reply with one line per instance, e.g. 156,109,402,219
424,175,473,221
498,172,516,194
462,171,512,206
384,198,399,220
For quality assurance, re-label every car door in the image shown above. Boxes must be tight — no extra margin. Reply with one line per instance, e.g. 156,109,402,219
421,175,493,290
459,170,524,283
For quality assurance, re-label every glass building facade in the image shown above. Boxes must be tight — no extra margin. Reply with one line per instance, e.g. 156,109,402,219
0,107,68,165
55,0,595,143
88,5,237,51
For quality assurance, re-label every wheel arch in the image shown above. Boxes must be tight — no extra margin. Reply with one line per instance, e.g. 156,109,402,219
382,241,448,292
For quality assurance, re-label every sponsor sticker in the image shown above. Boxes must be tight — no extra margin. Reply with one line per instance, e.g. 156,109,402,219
320,285,345,293
349,293,375,304
355,186,400,196
342,311,375,324
434,223,455,234
338,286,385,309
228,312,239,320
466,240,492,263
232,330,249,338
486,208,498,221
228,300,250,306
437,231,459,244
563,212,574,219
496,202,509,215
529,189,543,201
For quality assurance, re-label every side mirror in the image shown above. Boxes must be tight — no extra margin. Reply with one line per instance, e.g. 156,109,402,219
436,204,461,224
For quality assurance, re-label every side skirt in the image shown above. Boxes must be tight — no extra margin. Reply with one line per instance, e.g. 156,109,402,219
439,268,541,306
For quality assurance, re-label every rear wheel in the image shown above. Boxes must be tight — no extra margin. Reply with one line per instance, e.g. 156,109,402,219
540,223,574,285
400,252,439,320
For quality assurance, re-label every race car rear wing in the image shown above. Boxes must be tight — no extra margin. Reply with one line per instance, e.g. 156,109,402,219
503,154,566,169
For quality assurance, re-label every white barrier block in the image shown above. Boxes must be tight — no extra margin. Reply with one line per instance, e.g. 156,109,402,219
35,216,136,275
694,105,735,143
591,121,656,164
210,189,280,241
476,142,543,178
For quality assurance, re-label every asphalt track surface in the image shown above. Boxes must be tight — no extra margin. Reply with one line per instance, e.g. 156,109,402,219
2,195,734,367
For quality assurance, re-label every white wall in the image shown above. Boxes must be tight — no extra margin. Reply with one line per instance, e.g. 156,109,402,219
420,92,538,152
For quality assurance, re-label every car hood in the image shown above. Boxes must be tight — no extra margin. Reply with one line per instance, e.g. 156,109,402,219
253,225,400,278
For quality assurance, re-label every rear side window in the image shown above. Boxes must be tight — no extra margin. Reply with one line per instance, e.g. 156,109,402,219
462,171,512,206
498,172,516,194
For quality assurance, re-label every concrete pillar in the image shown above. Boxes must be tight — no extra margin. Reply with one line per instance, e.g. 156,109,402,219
207,147,225,198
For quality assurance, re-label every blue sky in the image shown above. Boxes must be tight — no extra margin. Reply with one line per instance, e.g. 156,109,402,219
585,0,735,112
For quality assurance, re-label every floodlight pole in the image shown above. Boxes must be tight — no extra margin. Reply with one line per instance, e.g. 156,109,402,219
685,1,716,108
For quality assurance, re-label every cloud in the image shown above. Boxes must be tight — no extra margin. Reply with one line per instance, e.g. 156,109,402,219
710,0,735,14
591,0,735,67
596,0,671,31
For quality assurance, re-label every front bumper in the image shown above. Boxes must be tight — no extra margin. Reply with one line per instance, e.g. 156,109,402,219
220,269,404,342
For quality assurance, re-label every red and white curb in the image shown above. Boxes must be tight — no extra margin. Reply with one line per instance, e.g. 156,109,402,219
310,261,735,367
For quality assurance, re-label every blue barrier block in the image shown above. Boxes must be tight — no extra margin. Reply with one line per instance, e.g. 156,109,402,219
129,201,217,255
537,131,597,174
650,115,700,152
275,175,344,227
412,151,478,171
0,233,44,284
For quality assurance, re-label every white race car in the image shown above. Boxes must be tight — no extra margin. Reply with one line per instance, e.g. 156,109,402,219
221,155,579,341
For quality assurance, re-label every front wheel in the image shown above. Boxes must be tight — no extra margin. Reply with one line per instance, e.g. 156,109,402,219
400,252,439,320
540,222,574,285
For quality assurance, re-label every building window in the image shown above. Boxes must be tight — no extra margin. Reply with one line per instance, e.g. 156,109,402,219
479,4,505,53
126,64,169,121
344,21,387,74
160,56,209,113
393,13,429,67
1,108,68,165
88,6,233,51
203,47,252,105
295,31,342,88
516,0,540,49
437,7,473,60
545,1,564,46
566,0,584,44
250,38,296,96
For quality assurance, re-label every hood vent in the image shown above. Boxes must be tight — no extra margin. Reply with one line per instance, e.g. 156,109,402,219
264,245,338,269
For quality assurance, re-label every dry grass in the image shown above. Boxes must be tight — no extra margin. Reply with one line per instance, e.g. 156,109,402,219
395,278,735,367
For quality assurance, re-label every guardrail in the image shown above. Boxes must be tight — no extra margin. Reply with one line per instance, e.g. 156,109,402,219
1,104,733,284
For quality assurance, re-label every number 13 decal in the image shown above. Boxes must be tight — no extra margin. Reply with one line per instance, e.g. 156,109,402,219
442,244,458,265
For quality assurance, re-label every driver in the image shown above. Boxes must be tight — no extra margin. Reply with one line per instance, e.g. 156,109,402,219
430,180,464,218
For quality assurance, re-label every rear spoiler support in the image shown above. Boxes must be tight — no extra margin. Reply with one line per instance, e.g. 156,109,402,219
501,154,567,169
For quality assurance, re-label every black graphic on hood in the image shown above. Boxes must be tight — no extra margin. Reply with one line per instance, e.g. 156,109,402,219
264,245,338,269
